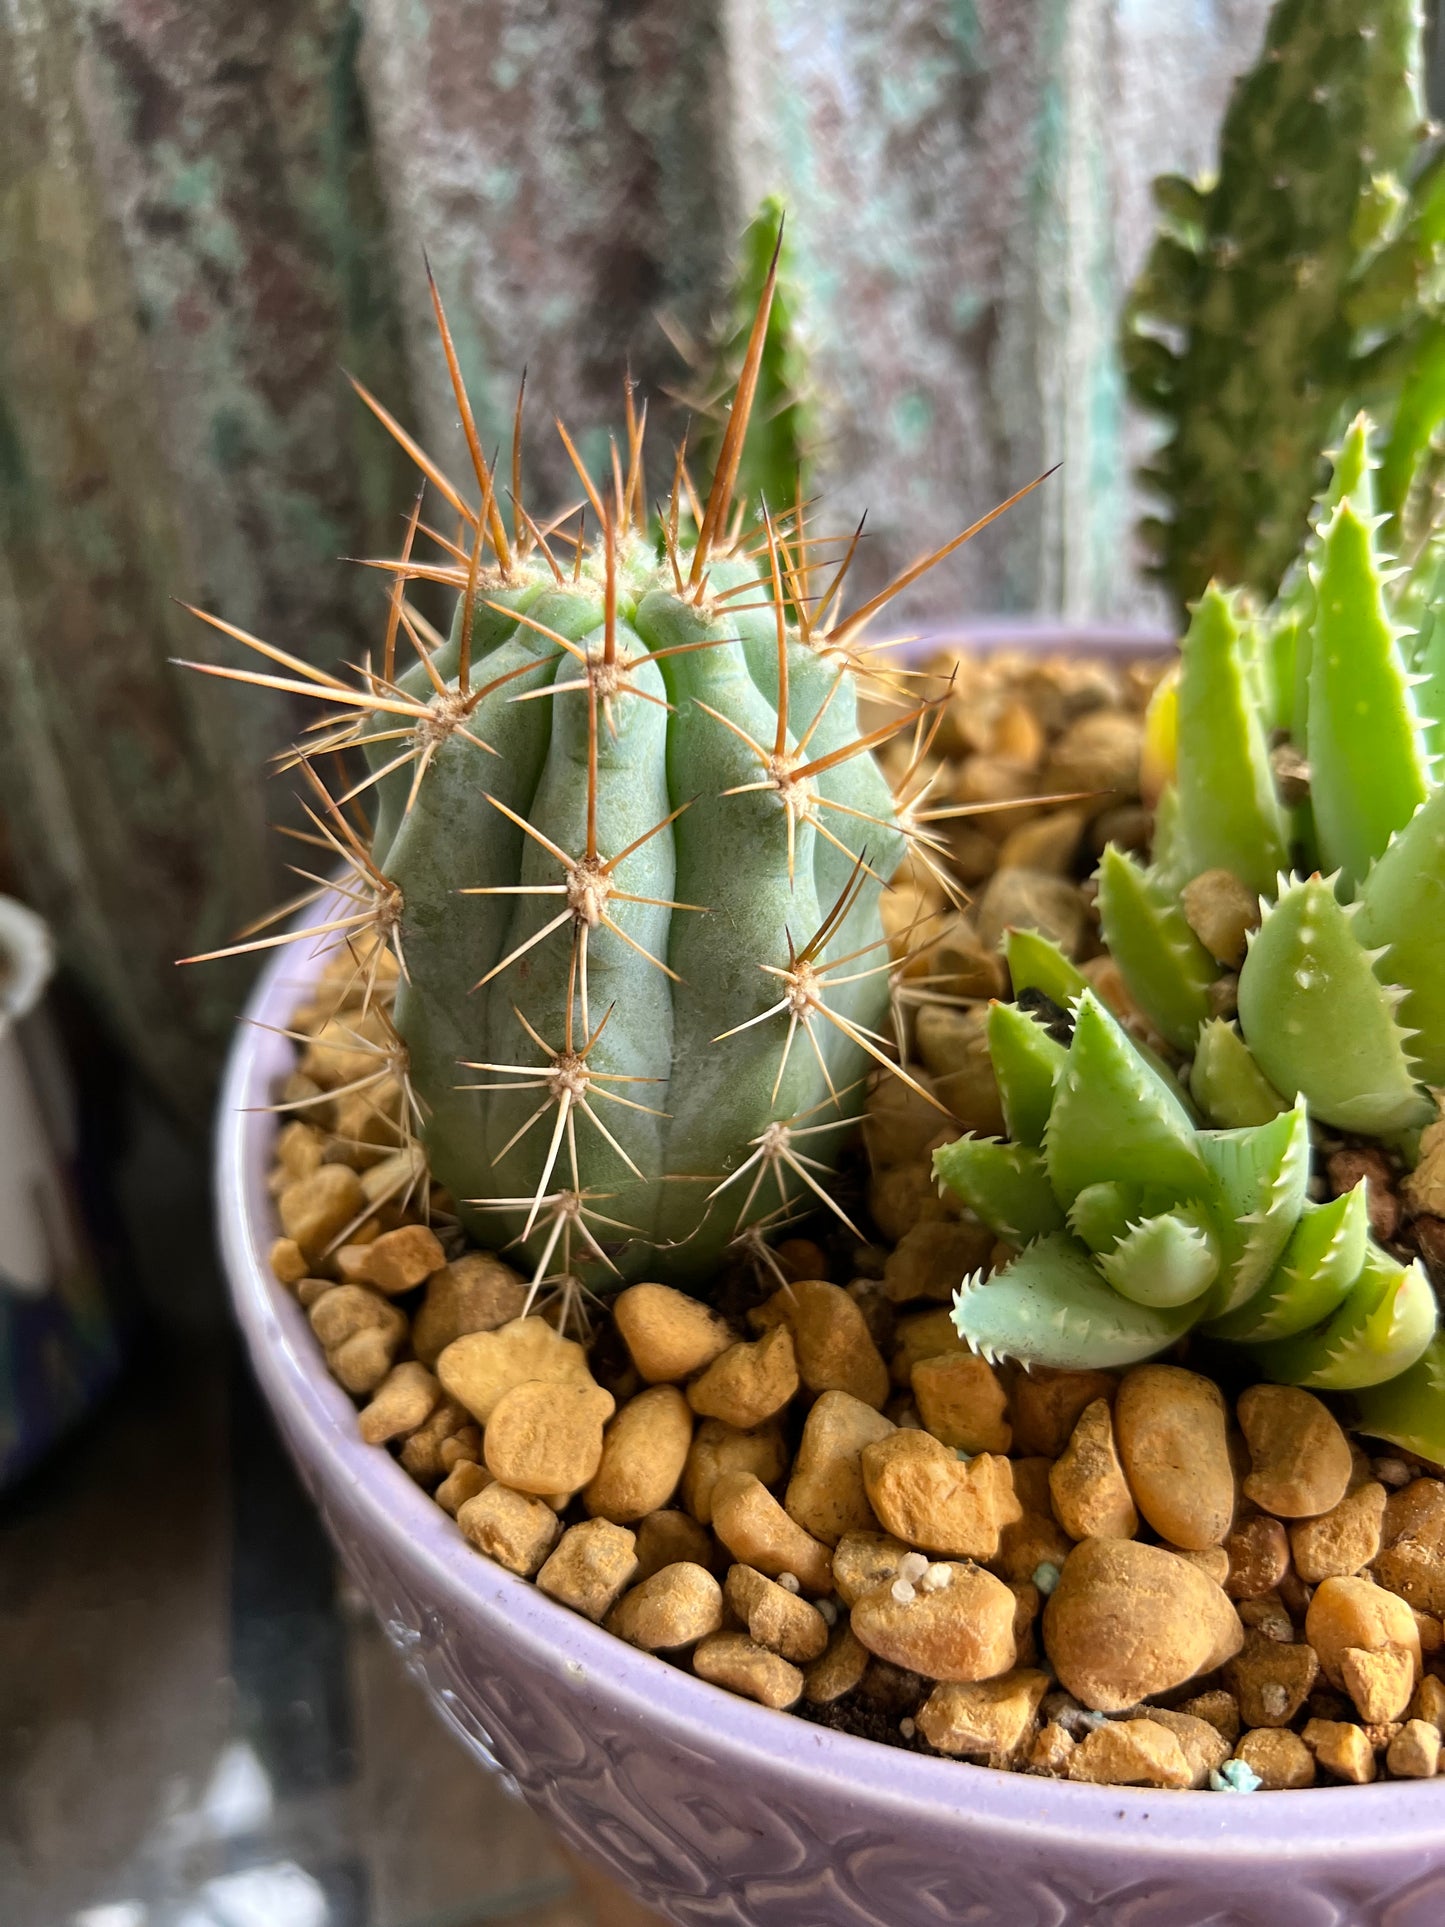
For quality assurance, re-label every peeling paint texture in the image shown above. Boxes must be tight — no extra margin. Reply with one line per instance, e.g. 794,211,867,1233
0,0,1269,1115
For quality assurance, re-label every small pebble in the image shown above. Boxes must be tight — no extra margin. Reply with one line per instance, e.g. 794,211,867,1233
437,1316,600,1425
457,1483,560,1577
686,1325,799,1429
851,1561,1016,1682
710,1472,834,1596
613,1283,735,1384
692,1633,804,1709
606,1563,725,1652
1302,1718,1376,1785
861,1431,1022,1561
537,1520,639,1623
1237,1384,1352,1520
1114,1365,1234,1550
1208,1759,1261,1795
483,1379,616,1496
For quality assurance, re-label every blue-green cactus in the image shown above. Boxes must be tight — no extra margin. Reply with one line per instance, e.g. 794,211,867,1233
185,250,1047,1294
1100,418,1445,1141
939,992,1437,1403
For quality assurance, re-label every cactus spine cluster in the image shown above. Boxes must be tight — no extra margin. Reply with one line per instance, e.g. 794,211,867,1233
1123,0,1442,611
939,992,1436,1391
187,234,1041,1296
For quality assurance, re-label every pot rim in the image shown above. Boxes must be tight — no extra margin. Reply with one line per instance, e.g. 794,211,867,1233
216,638,1444,1865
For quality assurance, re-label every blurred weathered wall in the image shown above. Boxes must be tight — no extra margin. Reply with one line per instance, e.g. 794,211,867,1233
0,0,1270,1115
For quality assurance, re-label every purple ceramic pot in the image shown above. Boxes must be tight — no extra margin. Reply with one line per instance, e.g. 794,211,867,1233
217,629,1445,1926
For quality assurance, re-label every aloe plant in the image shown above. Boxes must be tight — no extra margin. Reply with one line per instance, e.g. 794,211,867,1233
939,992,1436,1401
1100,417,1445,1140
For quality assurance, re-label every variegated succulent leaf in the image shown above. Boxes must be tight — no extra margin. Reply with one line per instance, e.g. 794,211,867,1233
953,988,1439,1388
1097,1203,1221,1309
1206,1183,1370,1343
985,999,1067,1149
1236,873,1433,1134
1173,585,1291,895
1307,493,1431,892
1197,1099,1312,1316
1353,786,1445,1084
951,1232,1197,1372
931,1136,1066,1246
1068,1179,1172,1257
1249,1245,1437,1390
1002,928,1089,1008
1044,992,1207,1209
1189,1018,1290,1128
1095,845,1218,1052
1352,1333,1445,1461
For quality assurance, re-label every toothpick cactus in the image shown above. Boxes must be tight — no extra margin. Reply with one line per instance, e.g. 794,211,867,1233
1123,0,1441,610
938,992,1437,1394
1101,416,1445,1141
185,240,1042,1295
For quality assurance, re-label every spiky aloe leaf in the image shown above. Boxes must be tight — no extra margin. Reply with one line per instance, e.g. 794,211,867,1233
1353,787,1445,1083
1044,993,1207,1209
1198,1100,1312,1316
1352,1333,1445,1460
1148,783,1193,899
1069,1180,1156,1256
985,999,1067,1148
1307,496,1430,890
1237,874,1433,1134
1098,1204,1220,1309
931,1136,1065,1244
1410,564,1445,762
1208,1184,1370,1342
1139,664,1178,806
1250,1245,1436,1390
1279,417,1378,761
1003,928,1088,1008
1190,1018,1290,1128
1173,587,1290,895
951,1232,1197,1372
1096,844,1217,1050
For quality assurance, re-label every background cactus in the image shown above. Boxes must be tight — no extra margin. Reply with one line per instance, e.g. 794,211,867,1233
676,196,815,539
1123,0,1445,612
938,991,1437,1419
1099,417,1445,1142
186,245,1042,1295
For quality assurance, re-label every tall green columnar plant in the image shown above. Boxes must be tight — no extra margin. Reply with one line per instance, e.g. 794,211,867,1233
690,194,814,526
183,246,1042,1292
1123,0,1444,611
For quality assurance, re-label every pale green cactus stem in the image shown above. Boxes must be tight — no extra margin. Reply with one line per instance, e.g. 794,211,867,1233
938,992,1437,1400
184,245,1052,1296
1098,416,1445,1140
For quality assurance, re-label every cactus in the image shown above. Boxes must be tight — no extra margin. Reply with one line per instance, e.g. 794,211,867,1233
938,991,1437,1404
182,241,1046,1296
1123,0,1440,611
1098,417,1445,1140
690,195,814,534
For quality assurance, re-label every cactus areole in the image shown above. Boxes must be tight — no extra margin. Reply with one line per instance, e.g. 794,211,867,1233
184,235,1046,1294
